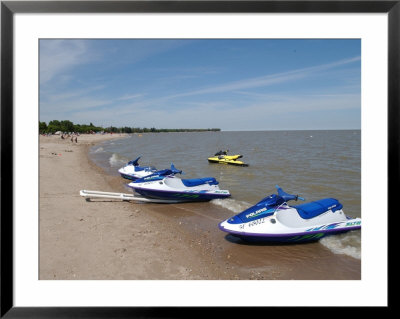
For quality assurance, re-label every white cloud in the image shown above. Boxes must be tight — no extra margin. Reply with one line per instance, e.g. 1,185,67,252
117,94,144,101
40,40,92,85
165,56,361,99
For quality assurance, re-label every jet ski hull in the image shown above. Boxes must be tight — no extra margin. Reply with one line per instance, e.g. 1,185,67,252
118,167,156,180
219,218,361,243
207,157,249,167
119,171,139,181
133,187,231,202
128,175,231,202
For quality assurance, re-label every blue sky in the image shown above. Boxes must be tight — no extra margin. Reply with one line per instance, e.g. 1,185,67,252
39,39,361,131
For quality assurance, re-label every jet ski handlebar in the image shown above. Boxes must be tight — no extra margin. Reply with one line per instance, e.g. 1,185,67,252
275,185,305,202
170,163,184,175
151,163,183,177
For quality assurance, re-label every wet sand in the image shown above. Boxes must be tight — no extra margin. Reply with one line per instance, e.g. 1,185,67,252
39,134,361,280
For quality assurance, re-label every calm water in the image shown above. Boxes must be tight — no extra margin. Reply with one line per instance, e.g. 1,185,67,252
90,130,361,259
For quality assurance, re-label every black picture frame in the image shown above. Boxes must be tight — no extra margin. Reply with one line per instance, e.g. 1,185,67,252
1,0,395,317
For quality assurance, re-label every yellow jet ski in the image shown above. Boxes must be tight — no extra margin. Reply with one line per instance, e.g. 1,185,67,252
208,150,249,167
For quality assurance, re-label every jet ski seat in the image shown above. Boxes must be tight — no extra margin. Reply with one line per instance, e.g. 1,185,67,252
181,177,219,187
293,198,343,219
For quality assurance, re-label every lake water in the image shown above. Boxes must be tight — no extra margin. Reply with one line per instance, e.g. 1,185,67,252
90,130,361,259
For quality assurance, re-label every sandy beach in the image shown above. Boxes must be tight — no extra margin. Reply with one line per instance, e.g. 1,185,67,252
39,133,361,280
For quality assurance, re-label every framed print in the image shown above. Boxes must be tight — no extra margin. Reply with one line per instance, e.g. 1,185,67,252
1,0,396,317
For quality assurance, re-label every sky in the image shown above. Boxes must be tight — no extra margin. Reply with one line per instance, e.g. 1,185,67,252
39,39,361,131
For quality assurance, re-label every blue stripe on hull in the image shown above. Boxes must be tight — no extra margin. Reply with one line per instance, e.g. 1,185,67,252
120,173,137,181
134,188,229,202
234,232,331,243
220,226,360,243
208,160,249,167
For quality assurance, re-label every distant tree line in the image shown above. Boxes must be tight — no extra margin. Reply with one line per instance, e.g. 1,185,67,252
39,120,220,134
39,120,103,134
117,127,221,133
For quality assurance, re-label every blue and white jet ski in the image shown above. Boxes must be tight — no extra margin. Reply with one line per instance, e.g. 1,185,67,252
127,163,231,202
118,156,157,180
219,185,361,243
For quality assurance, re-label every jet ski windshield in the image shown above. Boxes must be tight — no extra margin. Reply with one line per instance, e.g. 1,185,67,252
214,150,228,156
232,194,283,223
255,194,286,207
225,187,305,224
127,156,141,166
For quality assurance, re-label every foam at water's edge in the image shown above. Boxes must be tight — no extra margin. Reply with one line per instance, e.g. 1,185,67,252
109,153,127,167
211,198,251,214
320,231,361,259
91,146,104,153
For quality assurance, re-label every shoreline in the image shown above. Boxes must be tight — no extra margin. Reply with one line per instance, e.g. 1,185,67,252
39,133,361,280
40,133,245,279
